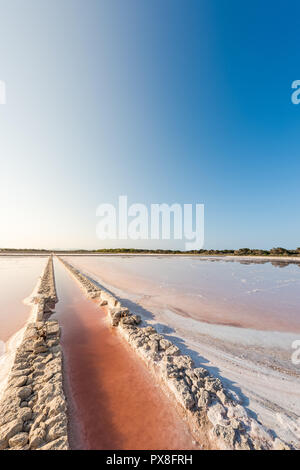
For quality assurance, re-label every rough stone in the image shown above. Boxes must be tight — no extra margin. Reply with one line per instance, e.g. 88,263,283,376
45,395,67,418
143,326,156,335
11,376,28,387
173,355,194,370
212,424,237,448
19,407,32,422
193,367,209,379
18,386,32,400
197,389,210,408
10,368,32,378
159,339,173,351
148,340,159,353
207,402,229,427
0,419,23,444
46,417,67,442
165,344,180,356
205,377,223,393
8,432,29,448
39,436,68,450
29,427,46,449
216,389,230,405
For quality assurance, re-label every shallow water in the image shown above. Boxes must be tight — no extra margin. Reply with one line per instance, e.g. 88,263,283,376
53,259,197,450
0,256,47,343
62,255,300,446
67,256,300,333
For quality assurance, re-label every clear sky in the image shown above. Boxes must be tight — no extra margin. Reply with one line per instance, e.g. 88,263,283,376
0,0,299,250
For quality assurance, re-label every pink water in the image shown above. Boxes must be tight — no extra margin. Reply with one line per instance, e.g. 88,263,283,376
67,255,300,333
0,256,47,344
53,260,198,450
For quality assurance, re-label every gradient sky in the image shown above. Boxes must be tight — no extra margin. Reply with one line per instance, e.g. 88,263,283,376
0,0,299,250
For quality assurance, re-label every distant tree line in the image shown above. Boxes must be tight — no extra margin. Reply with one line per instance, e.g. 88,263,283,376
1,247,300,256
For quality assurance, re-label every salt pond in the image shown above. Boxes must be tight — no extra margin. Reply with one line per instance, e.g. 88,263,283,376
0,256,47,343
65,255,300,446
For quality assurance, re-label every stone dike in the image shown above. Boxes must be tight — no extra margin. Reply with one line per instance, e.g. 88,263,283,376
58,256,292,451
0,256,69,451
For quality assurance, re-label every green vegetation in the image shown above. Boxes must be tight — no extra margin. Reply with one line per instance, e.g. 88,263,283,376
0,247,299,257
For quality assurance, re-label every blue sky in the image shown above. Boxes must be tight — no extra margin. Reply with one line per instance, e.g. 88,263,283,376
0,0,299,250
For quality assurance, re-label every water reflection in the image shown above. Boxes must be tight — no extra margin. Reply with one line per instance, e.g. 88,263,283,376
68,255,300,333
202,257,300,268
